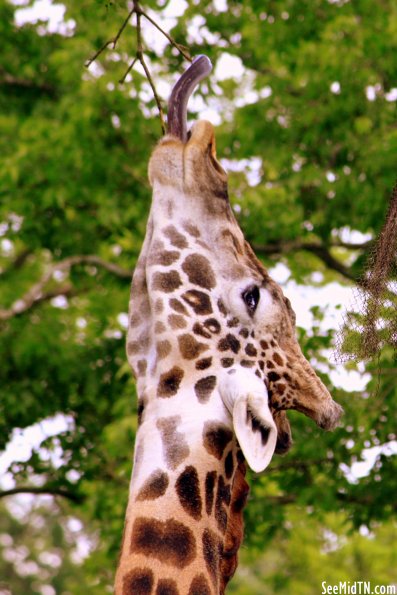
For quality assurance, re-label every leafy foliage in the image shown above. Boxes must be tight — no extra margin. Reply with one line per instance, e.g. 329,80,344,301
1,0,396,592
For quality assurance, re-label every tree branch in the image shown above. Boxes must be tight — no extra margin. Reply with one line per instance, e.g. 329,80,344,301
85,7,135,68
134,5,166,134
253,240,358,282
85,1,191,134
0,68,55,96
0,486,84,503
0,255,132,321
305,243,358,282
138,7,191,62
253,492,397,510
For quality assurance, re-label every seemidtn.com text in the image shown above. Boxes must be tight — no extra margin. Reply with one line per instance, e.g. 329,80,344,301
322,582,396,595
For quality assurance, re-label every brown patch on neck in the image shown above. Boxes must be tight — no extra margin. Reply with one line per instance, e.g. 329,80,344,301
219,459,249,594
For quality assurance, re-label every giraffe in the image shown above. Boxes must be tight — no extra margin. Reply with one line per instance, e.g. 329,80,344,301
115,56,343,595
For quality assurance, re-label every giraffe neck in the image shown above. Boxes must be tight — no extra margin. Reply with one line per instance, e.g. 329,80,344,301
115,412,249,595
116,119,343,593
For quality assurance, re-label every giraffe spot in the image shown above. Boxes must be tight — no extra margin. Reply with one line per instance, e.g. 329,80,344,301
169,298,188,315
136,469,169,501
175,465,202,520
168,314,187,329
224,229,244,255
127,341,140,355
203,318,221,334
152,270,182,293
260,340,269,350
129,313,141,328
245,343,257,357
239,328,249,338
155,298,164,314
178,334,209,360
195,357,213,371
259,360,265,371
188,574,211,595
183,221,201,238
241,359,255,368
156,578,179,595
267,360,275,369
157,366,184,398
151,250,181,267
182,254,216,290
155,321,166,334
130,517,196,568
277,383,286,394
268,371,281,382
202,528,221,587
273,352,284,366
215,475,231,533
203,422,233,460
224,451,234,479
193,322,211,339
122,567,154,595
227,317,239,328
221,358,234,368
217,299,227,317
137,399,145,425
218,334,241,354
205,471,216,516
132,442,145,483
157,416,190,470
156,340,172,360
163,225,189,249
139,299,150,319
137,359,147,375
197,239,210,251
182,290,213,315
194,376,217,403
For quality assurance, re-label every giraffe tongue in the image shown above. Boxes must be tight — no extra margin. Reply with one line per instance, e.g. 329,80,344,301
167,55,213,143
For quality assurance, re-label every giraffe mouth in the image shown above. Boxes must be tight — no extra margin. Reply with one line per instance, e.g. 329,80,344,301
273,411,292,454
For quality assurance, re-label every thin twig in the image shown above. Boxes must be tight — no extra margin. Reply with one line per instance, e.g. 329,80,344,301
139,8,192,62
139,54,166,134
85,39,115,68
135,6,166,134
85,2,189,134
119,56,138,84
85,8,135,67
112,7,135,49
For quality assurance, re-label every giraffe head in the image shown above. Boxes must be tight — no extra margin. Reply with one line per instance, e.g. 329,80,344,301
128,56,342,475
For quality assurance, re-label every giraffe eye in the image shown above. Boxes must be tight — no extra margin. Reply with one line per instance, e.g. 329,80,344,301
242,285,260,314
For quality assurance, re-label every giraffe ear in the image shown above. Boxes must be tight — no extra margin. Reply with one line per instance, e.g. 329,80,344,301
220,369,277,473
232,394,278,473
